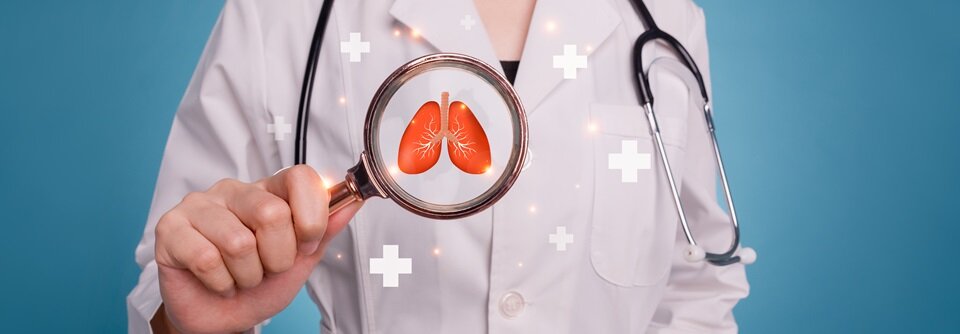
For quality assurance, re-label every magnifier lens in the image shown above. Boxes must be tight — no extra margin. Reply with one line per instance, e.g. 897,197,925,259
331,54,526,219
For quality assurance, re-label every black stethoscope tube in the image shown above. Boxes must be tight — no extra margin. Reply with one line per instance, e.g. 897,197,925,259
294,0,336,165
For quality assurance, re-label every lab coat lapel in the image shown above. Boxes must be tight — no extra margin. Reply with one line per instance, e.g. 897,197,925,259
514,0,621,113
389,0,501,74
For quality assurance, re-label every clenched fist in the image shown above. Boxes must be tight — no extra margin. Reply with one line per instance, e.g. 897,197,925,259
152,165,361,333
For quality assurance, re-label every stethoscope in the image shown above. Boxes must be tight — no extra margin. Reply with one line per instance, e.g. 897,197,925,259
293,0,754,266
627,0,755,265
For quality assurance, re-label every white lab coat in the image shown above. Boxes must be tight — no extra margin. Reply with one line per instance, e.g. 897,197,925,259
127,0,749,333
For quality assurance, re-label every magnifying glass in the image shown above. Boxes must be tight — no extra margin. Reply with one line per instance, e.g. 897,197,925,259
325,53,528,219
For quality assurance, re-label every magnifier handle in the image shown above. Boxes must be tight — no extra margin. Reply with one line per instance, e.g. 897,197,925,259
328,180,363,215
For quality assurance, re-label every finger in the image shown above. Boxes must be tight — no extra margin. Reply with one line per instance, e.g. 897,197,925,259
299,201,364,263
261,165,329,256
159,221,236,296
227,187,297,273
189,206,265,289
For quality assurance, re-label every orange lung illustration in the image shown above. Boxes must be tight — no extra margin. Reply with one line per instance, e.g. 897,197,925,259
398,92,491,174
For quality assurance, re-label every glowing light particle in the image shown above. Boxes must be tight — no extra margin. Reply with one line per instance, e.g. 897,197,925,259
318,174,334,190
587,122,599,133
482,165,494,175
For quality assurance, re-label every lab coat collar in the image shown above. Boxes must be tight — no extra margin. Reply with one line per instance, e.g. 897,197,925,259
513,0,621,112
389,0,501,76
390,0,622,113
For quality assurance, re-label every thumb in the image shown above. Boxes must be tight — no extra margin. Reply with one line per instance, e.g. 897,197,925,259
321,201,363,247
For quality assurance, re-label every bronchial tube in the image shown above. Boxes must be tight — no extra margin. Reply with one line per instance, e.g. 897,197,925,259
439,91,449,133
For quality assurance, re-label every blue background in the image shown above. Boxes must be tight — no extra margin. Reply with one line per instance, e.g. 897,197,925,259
1,0,958,332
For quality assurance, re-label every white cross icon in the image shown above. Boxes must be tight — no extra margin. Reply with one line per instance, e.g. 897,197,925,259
340,32,370,63
460,15,477,30
266,116,292,141
369,245,412,287
608,140,651,183
548,226,574,251
552,44,587,79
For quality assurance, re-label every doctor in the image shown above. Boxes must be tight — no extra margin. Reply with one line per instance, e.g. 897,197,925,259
128,0,749,333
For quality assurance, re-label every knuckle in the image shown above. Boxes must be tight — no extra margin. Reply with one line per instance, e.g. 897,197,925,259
223,232,257,258
191,248,223,275
155,214,174,241
182,191,208,204
285,165,320,186
211,178,241,192
254,197,292,229
155,211,185,243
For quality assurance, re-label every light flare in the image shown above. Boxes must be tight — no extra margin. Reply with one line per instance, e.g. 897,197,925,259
483,165,493,175
545,21,557,32
587,121,599,133
319,174,334,189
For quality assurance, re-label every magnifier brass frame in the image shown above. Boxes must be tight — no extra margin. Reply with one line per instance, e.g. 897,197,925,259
328,53,528,220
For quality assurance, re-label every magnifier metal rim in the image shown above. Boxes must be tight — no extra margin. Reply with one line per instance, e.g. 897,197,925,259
362,53,528,220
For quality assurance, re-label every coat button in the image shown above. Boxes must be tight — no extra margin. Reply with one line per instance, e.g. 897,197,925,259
499,291,525,318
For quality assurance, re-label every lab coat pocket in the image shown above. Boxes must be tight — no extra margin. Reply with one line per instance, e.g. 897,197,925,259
588,102,688,287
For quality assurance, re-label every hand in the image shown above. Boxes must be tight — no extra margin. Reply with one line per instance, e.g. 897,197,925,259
152,165,362,333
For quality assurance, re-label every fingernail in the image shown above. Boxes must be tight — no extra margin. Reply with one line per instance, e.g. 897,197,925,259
299,241,321,256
